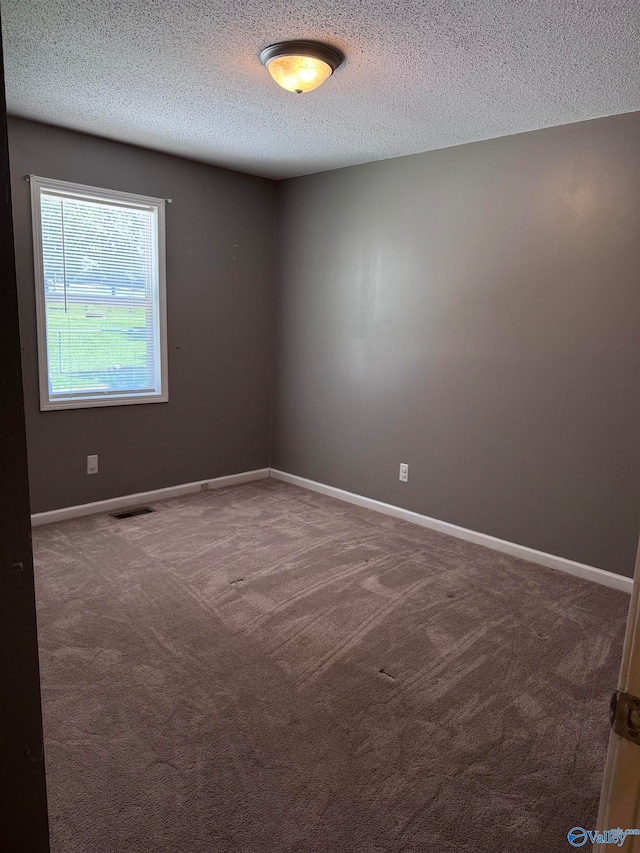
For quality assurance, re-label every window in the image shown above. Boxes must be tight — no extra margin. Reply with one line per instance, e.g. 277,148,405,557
30,176,168,410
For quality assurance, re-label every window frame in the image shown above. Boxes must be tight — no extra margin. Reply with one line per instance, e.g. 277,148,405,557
30,174,169,411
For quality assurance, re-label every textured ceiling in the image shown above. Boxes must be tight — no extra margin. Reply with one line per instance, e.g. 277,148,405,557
3,0,640,179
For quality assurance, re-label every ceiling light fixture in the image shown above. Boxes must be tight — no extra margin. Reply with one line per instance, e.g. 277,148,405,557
259,40,344,94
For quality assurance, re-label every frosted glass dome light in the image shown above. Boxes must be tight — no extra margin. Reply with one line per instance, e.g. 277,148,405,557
260,41,344,94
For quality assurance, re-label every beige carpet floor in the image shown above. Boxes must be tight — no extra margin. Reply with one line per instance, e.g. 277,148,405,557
32,479,629,852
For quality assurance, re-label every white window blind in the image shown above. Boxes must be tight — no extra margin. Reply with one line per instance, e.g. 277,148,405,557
31,176,168,410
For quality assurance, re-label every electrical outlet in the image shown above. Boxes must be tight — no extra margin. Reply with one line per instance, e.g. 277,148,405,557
399,462,409,482
87,454,98,475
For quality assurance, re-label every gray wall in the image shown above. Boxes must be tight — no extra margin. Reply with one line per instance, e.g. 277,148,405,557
9,118,276,513
9,113,640,577
272,112,640,578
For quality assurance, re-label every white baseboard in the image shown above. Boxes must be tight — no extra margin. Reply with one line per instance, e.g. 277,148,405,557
30,465,633,594
30,468,270,527
269,469,633,594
